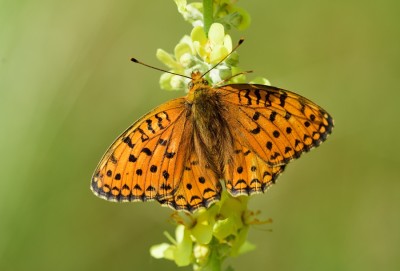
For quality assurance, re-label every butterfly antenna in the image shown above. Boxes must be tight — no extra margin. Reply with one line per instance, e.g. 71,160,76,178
130,58,192,79
201,38,244,78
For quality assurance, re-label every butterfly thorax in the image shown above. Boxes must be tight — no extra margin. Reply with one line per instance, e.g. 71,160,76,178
186,72,234,177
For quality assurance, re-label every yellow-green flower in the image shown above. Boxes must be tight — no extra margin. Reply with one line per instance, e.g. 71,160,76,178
175,0,251,30
156,35,198,91
150,191,257,268
192,23,232,65
157,22,244,90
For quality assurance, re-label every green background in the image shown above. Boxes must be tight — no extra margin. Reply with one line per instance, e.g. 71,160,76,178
1,0,399,270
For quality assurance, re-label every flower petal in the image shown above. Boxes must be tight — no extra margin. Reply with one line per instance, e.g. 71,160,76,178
150,243,173,259
208,23,225,45
156,49,178,69
209,45,229,64
174,225,193,266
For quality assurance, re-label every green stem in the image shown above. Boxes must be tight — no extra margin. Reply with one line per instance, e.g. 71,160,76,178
202,238,224,271
203,0,213,36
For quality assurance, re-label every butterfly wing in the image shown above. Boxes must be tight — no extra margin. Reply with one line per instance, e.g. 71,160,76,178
162,151,222,212
218,84,333,195
224,138,286,196
220,84,333,165
91,97,220,212
91,98,188,202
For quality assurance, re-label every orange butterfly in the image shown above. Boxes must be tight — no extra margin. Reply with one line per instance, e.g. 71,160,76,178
91,63,333,213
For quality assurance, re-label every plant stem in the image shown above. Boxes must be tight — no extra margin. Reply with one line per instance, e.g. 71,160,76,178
202,238,223,271
203,0,213,36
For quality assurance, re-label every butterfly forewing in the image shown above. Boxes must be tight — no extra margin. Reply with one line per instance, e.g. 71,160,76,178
91,98,188,202
219,84,333,166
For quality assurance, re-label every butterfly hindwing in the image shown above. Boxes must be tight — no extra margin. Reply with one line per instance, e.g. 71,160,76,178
161,152,221,212
224,138,286,196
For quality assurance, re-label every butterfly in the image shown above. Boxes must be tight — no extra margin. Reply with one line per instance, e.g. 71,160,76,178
91,69,333,213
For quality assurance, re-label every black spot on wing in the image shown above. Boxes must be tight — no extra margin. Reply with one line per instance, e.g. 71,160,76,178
146,119,155,134
160,182,172,191
123,136,135,148
146,185,156,192
269,111,277,122
163,111,170,122
110,154,117,164
154,113,165,129
252,111,260,121
150,165,157,173
158,139,168,146
129,154,137,162
263,91,271,106
165,151,176,159
239,89,252,105
279,92,288,107
141,148,152,156
162,170,170,180
251,126,261,134
254,89,261,104
138,127,149,142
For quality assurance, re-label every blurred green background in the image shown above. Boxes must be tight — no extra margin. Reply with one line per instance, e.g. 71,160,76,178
1,0,399,270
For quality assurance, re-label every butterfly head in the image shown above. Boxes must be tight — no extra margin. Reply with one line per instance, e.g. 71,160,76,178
187,71,210,101
189,71,209,87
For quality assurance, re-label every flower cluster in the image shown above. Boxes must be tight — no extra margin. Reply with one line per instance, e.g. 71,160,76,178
157,22,244,91
174,0,251,30
150,192,267,269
